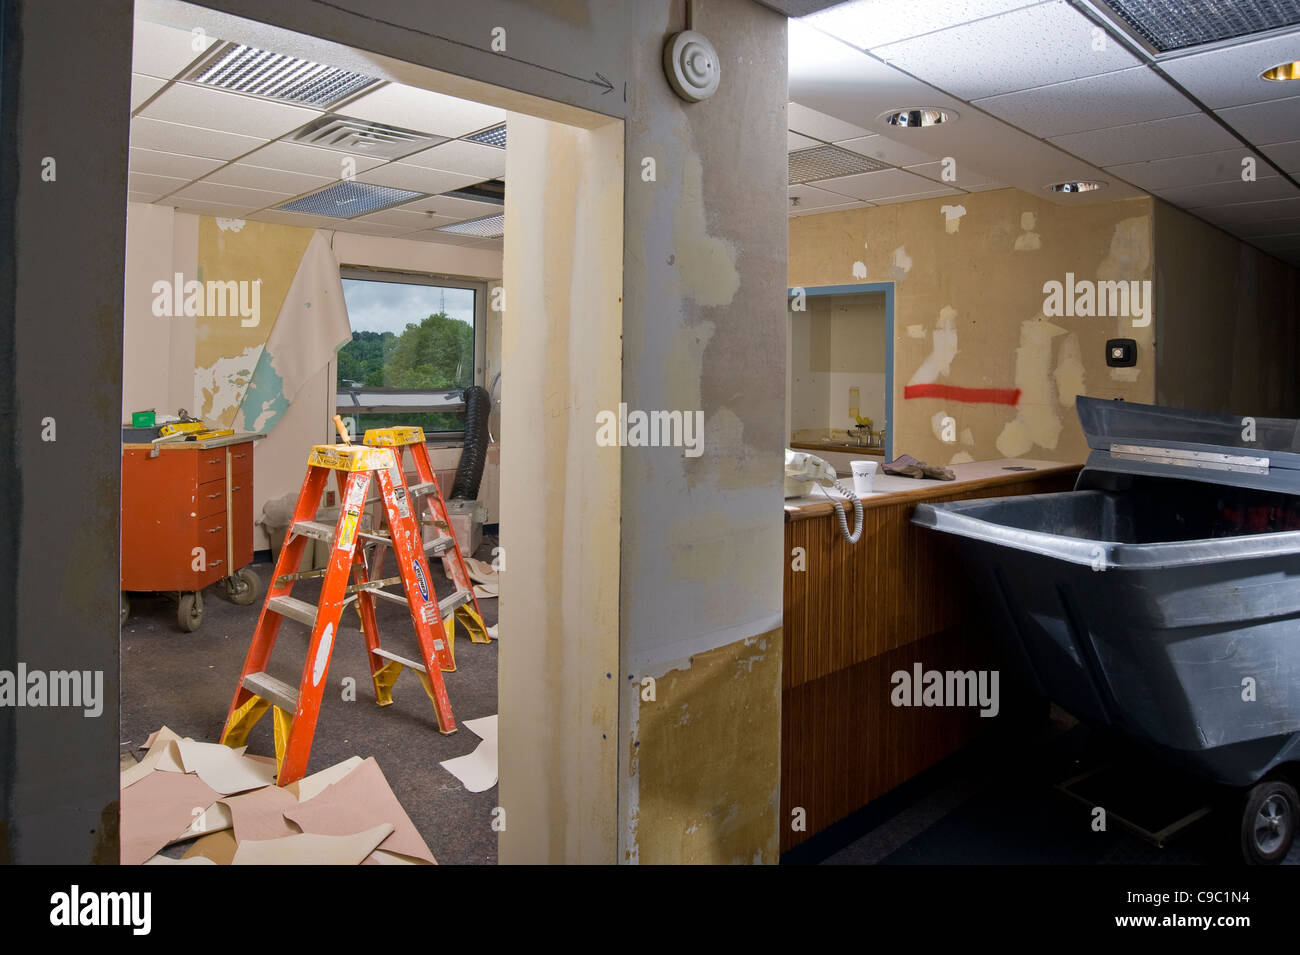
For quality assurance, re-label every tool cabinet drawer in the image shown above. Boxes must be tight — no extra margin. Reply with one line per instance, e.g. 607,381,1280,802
196,478,227,519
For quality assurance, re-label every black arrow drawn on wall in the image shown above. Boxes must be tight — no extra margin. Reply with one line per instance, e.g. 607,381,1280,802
308,0,619,96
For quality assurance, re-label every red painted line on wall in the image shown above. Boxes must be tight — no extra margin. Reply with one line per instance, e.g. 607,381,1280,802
903,383,1021,405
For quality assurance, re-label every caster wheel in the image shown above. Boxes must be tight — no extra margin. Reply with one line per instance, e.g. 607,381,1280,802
177,591,204,633
120,594,129,627
223,567,261,606
1240,778,1297,864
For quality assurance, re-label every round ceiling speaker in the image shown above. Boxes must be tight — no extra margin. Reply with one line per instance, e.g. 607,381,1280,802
663,30,720,102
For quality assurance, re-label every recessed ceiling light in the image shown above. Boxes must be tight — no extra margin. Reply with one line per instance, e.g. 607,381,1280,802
190,43,378,108
881,108,954,128
1261,61,1300,82
435,214,504,238
277,181,426,218
1047,180,1106,194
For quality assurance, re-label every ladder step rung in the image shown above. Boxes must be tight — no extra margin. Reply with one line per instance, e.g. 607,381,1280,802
372,647,426,674
426,535,453,555
243,671,299,714
408,481,437,497
291,520,334,542
440,588,472,618
267,594,319,628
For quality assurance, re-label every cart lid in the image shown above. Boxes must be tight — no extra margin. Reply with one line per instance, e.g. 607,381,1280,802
1076,396,1300,495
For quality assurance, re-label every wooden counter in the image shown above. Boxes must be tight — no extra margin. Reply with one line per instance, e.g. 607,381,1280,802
781,458,1080,853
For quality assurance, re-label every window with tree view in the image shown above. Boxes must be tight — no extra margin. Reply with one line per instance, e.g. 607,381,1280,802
337,273,480,437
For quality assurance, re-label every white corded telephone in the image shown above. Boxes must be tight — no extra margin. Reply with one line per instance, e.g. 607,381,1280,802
784,448,864,543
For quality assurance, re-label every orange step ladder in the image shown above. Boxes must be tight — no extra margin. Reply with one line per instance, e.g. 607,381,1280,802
361,426,490,652
220,438,461,786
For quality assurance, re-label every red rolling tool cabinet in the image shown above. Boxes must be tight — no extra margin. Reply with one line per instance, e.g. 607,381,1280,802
121,433,264,631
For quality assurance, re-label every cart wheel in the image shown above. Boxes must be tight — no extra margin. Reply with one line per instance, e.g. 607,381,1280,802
177,591,203,633
1239,779,1297,864
120,594,129,627
223,567,261,606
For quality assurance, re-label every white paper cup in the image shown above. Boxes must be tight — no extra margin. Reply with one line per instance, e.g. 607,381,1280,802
851,460,878,496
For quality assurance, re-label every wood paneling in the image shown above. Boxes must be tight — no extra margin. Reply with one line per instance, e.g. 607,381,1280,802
781,468,1077,852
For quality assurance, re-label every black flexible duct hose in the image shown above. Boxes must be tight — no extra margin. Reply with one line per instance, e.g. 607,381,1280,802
451,385,491,500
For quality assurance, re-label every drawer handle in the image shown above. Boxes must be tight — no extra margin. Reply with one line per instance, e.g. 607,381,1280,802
206,457,221,466
209,559,224,568
233,452,247,460
207,492,222,499
206,525,224,534
231,485,242,492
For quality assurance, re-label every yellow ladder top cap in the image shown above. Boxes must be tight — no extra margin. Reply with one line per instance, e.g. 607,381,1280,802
307,444,395,472
364,426,426,447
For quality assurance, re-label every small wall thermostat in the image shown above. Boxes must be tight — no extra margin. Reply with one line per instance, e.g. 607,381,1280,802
1106,338,1137,367
664,29,720,102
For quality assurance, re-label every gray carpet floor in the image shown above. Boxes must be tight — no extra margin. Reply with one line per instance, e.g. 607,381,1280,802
120,534,499,865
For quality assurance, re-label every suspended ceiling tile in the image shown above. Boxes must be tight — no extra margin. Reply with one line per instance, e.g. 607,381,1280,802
171,180,291,208
816,167,958,201
141,83,320,140
835,134,939,168
1218,93,1300,145
132,19,217,80
247,209,350,229
204,163,334,196
129,146,225,180
339,84,506,139
788,102,869,143
1160,30,1300,110
1260,139,1300,174
1050,112,1240,167
399,139,506,180
975,68,1197,139
127,172,189,197
790,199,867,217
389,193,503,221
788,130,821,150
127,192,159,204
239,140,385,179
130,116,264,161
1195,196,1300,230
354,163,480,195
804,0,1041,51
353,208,457,229
874,1,1140,101
961,181,1011,192
905,160,998,188
131,74,166,112
167,198,259,217
789,183,866,211
331,221,416,237
1105,147,1276,191
1156,176,1300,209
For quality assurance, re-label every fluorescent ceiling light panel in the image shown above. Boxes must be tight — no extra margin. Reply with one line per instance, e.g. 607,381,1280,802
789,144,888,184
191,42,379,107
435,214,504,237
464,123,507,148
278,180,426,218
1099,0,1300,53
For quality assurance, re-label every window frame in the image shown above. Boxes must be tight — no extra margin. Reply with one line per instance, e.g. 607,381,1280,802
335,265,488,443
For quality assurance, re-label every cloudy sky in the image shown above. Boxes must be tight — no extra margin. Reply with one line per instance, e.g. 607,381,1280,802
342,278,475,334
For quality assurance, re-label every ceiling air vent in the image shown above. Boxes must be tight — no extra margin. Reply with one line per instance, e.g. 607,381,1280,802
292,115,444,160
190,43,379,107
435,214,504,238
1099,0,1300,54
442,180,505,205
464,123,507,149
789,145,887,185
277,181,426,218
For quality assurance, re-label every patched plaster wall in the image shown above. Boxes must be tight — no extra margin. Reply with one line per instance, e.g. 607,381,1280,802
618,0,788,864
790,190,1157,467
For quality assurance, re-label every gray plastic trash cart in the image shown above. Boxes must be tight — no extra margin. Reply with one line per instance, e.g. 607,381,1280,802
913,396,1300,863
